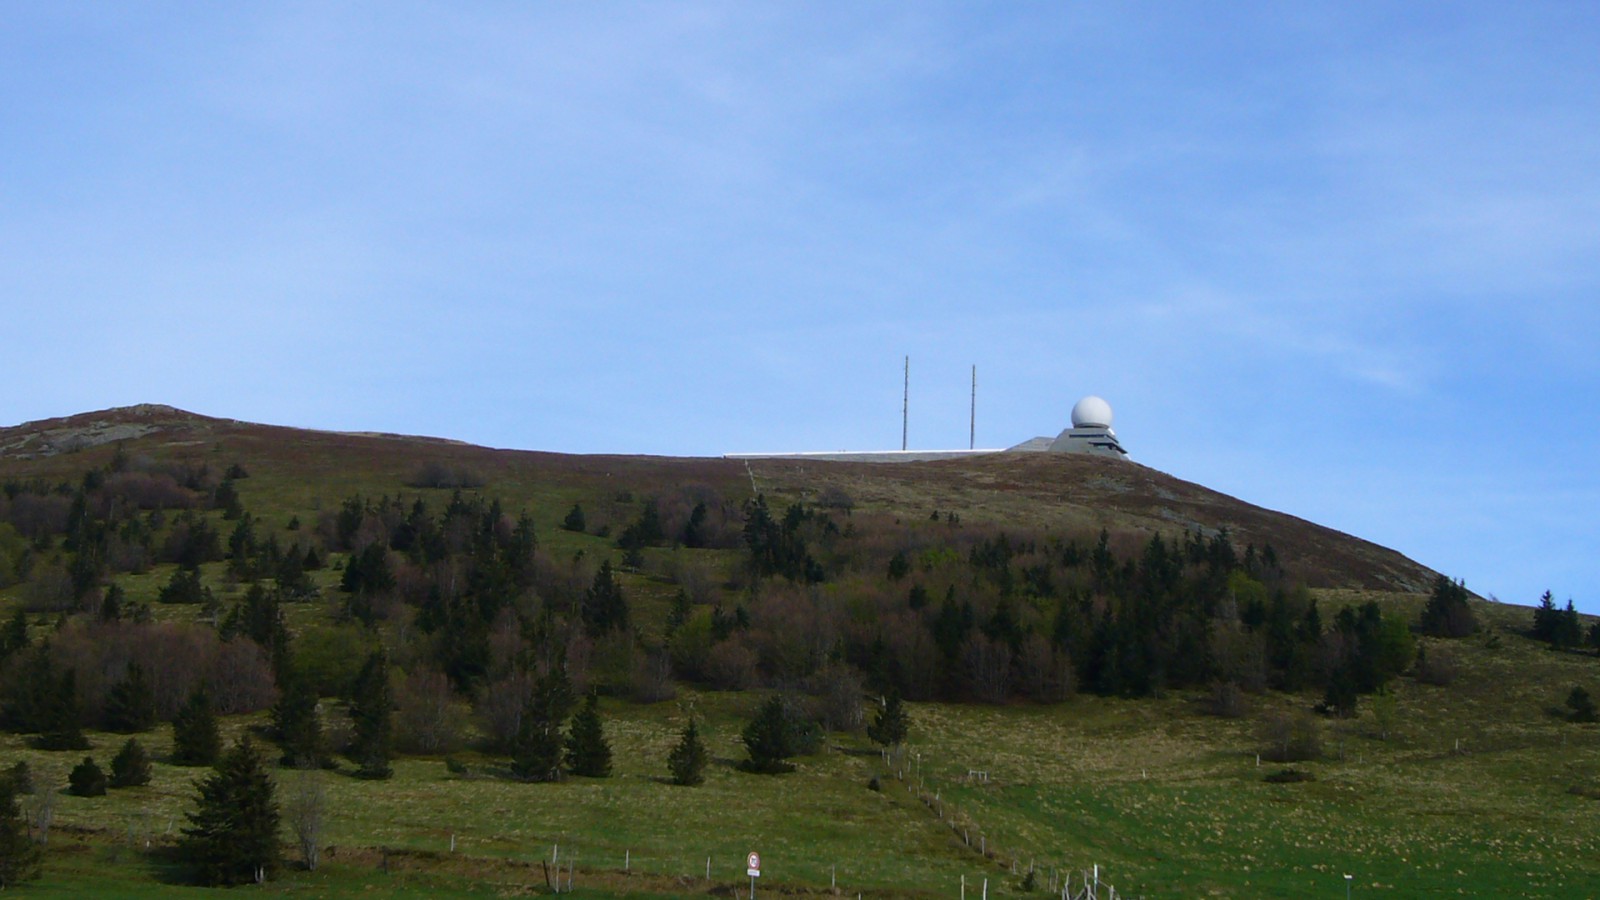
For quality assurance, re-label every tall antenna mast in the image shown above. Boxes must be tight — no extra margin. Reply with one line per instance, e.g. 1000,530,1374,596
970,364,976,450
901,356,909,451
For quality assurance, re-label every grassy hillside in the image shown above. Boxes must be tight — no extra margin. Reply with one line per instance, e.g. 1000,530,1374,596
0,406,1595,898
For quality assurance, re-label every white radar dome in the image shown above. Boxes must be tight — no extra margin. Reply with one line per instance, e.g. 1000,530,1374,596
1071,395,1113,429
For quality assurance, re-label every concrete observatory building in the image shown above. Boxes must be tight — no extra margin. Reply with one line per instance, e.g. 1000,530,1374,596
1039,395,1127,458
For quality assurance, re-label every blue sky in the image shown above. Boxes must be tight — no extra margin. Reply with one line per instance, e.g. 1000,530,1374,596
2,3,1596,612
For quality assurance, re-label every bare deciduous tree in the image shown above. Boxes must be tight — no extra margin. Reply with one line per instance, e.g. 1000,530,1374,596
26,790,54,846
284,769,326,872
395,668,467,754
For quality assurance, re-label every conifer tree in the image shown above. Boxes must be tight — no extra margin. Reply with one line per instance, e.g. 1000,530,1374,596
1418,576,1476,638
4,762,30,796
0,779,41,888
36,668,89,751
1568,686,1598,723
180,736,281,885
581,561,629,636
1555,600,1584,650
2,640,53,733
272,674,324,768
667,717,708,786
99,583,125,622
681,502,709,549
740,695,816,774
0,608,27,660
510,665,573,782
1533,590,1560,643
110,737,153,788
347,649,393,779
67,756,107,796
105,660,157,733
561,503,586,533
565,692,611,778
867,691,910,748
171,685,222,767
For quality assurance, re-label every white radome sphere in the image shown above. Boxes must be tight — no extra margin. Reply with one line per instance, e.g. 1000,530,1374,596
1071,395,1113,429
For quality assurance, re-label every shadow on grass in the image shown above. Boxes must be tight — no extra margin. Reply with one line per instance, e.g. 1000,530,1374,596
143,842,196,887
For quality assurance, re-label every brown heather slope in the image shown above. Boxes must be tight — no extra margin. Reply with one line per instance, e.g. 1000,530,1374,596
1,404,1437,592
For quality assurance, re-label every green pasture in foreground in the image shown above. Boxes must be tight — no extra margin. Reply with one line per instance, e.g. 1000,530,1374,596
9,601,1600,899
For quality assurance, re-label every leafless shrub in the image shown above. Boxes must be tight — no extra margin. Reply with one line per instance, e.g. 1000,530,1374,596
103,472,196,510
704,639,758,691
661,554,721,607
20,564,75,613
962,633,1012,704
1259,710,1322,762
589,629,636,692
284,768,327,871
395,668,468,754
1017,634,1075,703
104,535,152,574
209,638,278,715
4,493,70,540
630,647,675,703
879,610,940,701
478,671,535,752
815,486,855,512
1209,622,1268,693
486,608,523,682
1208,681,1249,718
405,462,485,490
808,662,864,732
1414,646,1459,686
27,790,54,846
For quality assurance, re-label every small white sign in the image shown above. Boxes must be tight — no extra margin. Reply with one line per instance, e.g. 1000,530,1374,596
747,851,761,877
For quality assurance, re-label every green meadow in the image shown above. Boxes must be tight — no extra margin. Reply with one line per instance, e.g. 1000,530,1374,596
9,610,1599,898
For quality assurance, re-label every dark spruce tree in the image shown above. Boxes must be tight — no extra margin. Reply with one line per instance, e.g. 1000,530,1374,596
110,737,153,788
180,736,282,886
681,501,709,548
67,756,107,797
0,779,41,888
2,641,53,734
561,502,586,533
158,568,213,605
667,717,708,786
1554,599,1585,650
99,582,125,622
0,608,28,661
581,561,629,636
740,695,818,774
347,649,394,779
1568,686,1599,724
1532,590,1561,643
1530,590,1582,649
510,666,574,782
1418,575,1477,638
104,660,157,733
36,668,89,751
565,692,612,778
4,762,31,796
866,691,910,749
171,685,222,767
272,674,324,768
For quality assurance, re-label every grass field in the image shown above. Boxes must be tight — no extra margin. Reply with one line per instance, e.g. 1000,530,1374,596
9,606,1599,898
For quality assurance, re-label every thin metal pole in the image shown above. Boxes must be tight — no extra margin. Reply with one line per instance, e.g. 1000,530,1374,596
970,365,976,450
902,356,909,451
